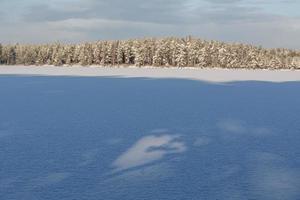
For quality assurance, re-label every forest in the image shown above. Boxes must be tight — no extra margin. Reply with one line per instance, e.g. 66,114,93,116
0,37,300,69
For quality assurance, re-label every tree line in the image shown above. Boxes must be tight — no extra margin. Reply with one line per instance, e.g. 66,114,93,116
0,37,300,69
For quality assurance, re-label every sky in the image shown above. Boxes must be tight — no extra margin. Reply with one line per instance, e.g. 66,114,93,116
0,0,300,48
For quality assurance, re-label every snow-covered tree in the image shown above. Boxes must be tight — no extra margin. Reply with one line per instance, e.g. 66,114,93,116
0,37,299,69
78,43,93,66
116,41,125,65
133,39,151,67
2,45,17,65
123,40,134,65
51,44,65,66
92,42,102,65
153,38,171,66
100,41,113,65
175,39,188,67
0,43,3,64
64,45,75,65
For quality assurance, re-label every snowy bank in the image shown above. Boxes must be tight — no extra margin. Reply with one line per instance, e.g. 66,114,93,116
1,65,300,83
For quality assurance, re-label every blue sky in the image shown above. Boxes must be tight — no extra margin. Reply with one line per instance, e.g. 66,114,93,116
0,0,299,48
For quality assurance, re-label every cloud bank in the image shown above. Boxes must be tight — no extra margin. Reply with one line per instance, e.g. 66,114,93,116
0,0,300,48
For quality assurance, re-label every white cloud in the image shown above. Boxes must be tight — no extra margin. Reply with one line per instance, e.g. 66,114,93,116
0,21,88,44
111,134,186,171
1,15,300,49
32,172,70,187
252,127,272,136
1,0,300,48
217,119,273,137
193,137,211,146
217,119,246,134
249,152,300,199
79,149,99,166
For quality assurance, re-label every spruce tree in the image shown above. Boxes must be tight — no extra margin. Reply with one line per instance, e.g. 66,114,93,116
0,37,299,69
0,43,2,64
93,42,102,65
7,45,17,65
116,41,125,65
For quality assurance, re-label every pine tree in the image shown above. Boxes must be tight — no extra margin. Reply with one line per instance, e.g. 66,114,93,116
123,40,134,65
86,43,94,65
175,39,188,67
111,41,118,66
78,43,89,66
4,45,17,65
0,37,299,69
51,44,64,66
133,40,146,66
36,45,50,65
153,39,170,66
116,41,125,65
65,45,75,65
0,43,3,64
92,42,102,65
187,38,201,67
73,44,82,65
100,41,113,65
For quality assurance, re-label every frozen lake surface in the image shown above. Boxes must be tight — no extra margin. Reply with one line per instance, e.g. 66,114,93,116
0,75,300,200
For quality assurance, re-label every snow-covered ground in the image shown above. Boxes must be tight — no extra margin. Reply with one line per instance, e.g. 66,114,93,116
1,65,300,82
